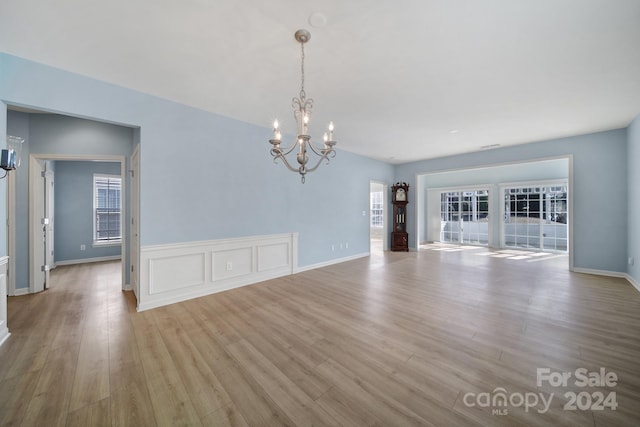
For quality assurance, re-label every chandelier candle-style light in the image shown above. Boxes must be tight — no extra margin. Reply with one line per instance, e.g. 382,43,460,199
269,29,336,183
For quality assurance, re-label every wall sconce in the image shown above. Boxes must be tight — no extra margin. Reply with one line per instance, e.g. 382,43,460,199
1,135,24,179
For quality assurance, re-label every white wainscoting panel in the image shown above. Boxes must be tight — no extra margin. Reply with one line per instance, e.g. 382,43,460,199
138,233,298,311
258,242,290,272
149,253,206,294
212,247,253,281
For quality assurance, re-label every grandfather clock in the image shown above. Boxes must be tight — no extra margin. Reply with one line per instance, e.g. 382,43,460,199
391,182,409,252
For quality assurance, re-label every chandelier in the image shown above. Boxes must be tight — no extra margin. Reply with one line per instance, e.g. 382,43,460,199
269,29,336,183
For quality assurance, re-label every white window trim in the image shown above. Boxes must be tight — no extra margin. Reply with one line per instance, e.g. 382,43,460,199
93,173,123,246
93,239,122,247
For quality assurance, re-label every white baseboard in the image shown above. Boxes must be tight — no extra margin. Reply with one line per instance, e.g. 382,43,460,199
0,331,10,347
12,287,30,296
295,252,370,273
138,233,299,312
55,255,122,266
572,267,627,278
625,273,640,293
573,267,640,294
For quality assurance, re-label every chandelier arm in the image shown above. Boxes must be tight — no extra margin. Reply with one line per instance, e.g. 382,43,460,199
278,140,301,156
271,149,303,173
303,156,328,174
306,140,329,156
303,149,336,174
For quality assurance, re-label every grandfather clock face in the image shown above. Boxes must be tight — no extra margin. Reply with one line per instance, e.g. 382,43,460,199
395,188,406,201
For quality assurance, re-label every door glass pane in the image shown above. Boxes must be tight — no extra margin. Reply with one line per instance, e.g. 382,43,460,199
543,188,568,251
504,185,567,252
440,190,489,246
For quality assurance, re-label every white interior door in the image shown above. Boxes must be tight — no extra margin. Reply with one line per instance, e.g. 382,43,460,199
130,147,140,299
29,157,46,292
44,162,54,278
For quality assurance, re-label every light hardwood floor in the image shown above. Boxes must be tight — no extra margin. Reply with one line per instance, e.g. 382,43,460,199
1,247,640,426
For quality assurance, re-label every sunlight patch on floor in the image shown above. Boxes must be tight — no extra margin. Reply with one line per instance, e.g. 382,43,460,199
420,242,567,262
419,243,484,252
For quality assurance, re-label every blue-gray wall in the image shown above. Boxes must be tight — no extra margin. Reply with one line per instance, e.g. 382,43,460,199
6,111,30,287
628,114,640,284
54,161,122,263
28,114,134,156
396,129,628,273
0,53,394,273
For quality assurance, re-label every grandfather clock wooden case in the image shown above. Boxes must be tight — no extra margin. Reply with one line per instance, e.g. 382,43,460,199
391,182,409,251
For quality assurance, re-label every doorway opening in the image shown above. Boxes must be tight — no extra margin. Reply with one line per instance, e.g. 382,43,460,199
28,155,128,293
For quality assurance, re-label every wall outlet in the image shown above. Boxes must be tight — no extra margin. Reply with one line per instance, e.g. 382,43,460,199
80,244,86,251
345,242,349,249
331,245,335,252
629,257,635,266
226,261,232,271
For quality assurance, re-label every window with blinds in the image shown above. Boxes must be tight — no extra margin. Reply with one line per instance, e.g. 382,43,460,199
93,174,122,244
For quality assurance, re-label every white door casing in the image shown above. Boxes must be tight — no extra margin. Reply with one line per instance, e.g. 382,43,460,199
29,157,46,293
29,154,128,293
130,146,140,299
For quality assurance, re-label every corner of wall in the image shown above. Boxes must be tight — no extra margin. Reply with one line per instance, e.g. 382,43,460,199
627,114,640,284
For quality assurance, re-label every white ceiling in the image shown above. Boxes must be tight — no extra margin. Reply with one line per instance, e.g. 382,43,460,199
1,0,639,163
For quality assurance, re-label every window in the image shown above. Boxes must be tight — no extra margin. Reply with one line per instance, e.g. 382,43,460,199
370,191,383,228
93,174,122,245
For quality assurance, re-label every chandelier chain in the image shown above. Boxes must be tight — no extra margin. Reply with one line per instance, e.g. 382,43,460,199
300,41,306,100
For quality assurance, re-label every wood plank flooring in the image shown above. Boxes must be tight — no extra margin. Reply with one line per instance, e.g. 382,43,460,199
1,247,640,426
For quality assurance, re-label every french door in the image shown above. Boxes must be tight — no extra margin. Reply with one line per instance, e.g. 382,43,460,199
502,183,568,251
440,189,490,245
